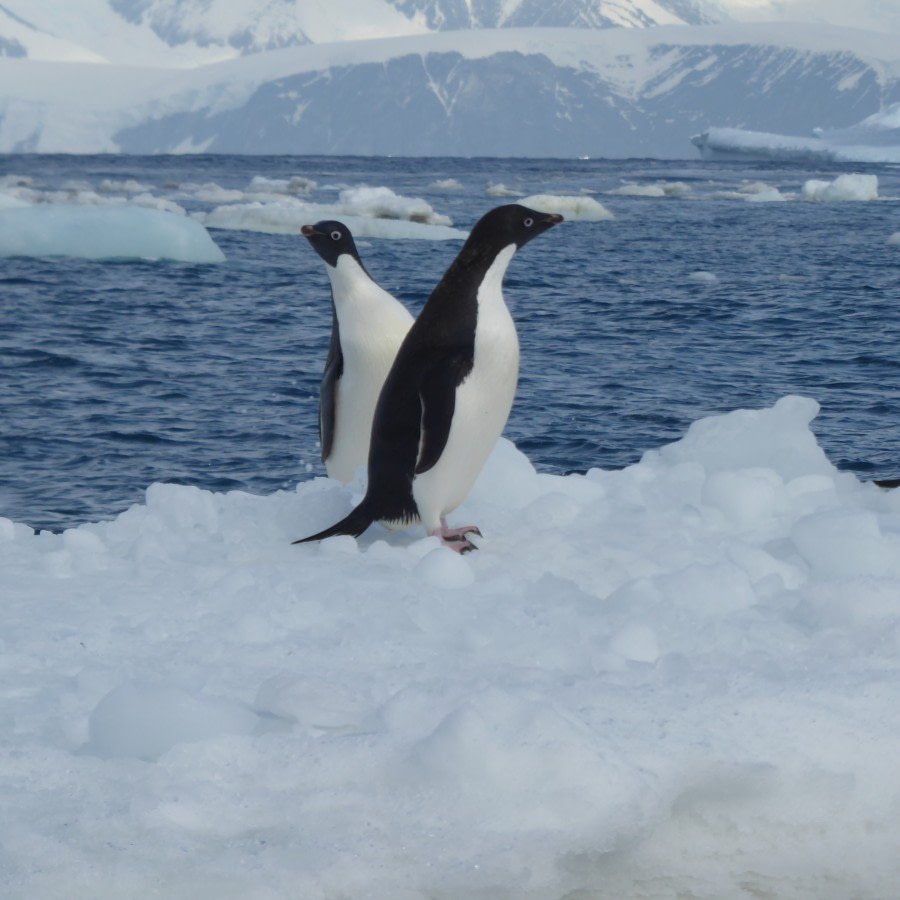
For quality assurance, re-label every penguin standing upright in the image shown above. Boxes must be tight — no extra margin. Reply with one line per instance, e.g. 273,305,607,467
295,204,563,552
302,220,414,484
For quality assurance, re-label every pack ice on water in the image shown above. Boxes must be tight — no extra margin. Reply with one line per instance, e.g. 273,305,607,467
2,395,899,898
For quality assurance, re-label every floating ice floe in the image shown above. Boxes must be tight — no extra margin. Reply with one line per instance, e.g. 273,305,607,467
486,181,523,197
692,103,900,164
247,174,317,195
0,177,189,217
520,193,614,221
687,270,719,284
199,204,466,239
888,231,900,245
3,396,900,897
0,205,225,262
747,188,787,203
180,181,247,204
801,173,879,202
97,178,151,194
429,178,464,190
337,185,451,225
607,181,691,198
708,174,883,204
709,180,789,202
0,191,28,209
198,183,465,239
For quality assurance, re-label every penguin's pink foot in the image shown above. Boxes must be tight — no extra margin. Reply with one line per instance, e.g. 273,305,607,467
431,532,478,553
431,518,481,553
439,517,482,541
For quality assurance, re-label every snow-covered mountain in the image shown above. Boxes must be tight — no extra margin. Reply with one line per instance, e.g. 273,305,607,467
0,0,717,63
1,1,899,157
388,0,719,29
108,0,428,57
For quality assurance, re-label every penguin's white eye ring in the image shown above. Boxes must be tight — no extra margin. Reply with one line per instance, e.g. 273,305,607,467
523,217,534,227
330,230,342,241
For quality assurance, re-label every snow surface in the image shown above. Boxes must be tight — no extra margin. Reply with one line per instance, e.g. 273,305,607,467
0,205,225,262
3,395,900,897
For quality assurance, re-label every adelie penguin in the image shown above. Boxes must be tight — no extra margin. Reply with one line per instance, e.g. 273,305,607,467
295,204,564,553
302,220,414,484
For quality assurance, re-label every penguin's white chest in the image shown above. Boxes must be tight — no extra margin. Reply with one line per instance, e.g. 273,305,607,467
327,257,413,483
412,244,519,531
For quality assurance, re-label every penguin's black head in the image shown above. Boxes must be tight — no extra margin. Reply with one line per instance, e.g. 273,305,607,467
469,204,564,252
301,220,361,268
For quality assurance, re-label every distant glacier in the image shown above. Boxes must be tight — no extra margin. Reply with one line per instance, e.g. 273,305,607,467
692,102,900,163
1,22,899,156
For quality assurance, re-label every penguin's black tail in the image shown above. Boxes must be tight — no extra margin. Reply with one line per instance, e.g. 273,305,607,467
292,500,375,545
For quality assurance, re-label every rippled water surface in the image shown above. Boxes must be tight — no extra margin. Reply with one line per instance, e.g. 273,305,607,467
2,154,900,531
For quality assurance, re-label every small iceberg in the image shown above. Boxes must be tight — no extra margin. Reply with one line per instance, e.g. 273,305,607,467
691,102,900,164
0,205,226,262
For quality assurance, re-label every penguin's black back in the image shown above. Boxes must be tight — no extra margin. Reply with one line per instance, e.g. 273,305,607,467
362,204,559,523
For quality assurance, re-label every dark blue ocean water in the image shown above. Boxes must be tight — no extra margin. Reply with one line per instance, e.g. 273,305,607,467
2,154,900,532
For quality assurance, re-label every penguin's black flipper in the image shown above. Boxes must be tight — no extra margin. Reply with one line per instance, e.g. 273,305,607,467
319,309,343,463
414,367,459,475
293,500,375,544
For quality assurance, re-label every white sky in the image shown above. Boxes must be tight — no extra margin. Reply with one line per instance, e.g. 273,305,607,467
717,0,900,33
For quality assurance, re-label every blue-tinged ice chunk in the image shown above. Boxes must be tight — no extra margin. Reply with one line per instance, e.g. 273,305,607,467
0,204,225,262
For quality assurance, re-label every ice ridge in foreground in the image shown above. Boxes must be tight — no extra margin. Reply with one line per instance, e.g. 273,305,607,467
2,396,900,898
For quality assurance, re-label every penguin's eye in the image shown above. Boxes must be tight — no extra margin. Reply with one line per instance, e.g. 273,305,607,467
523,217,534,227
330,230,342,241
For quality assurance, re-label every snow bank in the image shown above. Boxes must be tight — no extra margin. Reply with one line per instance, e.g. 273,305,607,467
3,396,900,897
0,205,225,262
520,193,614,221
801,173,879,202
